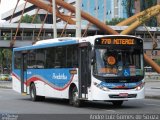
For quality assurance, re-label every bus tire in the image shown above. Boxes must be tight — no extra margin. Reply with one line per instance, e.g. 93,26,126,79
112,101,123,107
30,83,45,101
70,86,82,107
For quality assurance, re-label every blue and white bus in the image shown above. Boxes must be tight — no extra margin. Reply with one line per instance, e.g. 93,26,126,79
12,35,145,107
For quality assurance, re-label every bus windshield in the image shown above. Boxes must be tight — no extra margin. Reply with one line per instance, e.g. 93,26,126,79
93,48,144,78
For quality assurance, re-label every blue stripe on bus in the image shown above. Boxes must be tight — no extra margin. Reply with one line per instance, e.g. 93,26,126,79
13,68,75,90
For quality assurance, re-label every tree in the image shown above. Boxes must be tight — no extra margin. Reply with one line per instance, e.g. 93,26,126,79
122,0,157,27
0,48,12,74
106,18,126,25
141,0,157,26
21,14,41,23
141,0,157,11
155,58,160,66
122,0,134,17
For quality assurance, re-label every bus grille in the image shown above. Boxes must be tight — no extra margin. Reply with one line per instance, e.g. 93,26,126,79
109,88,135,90
109,94,137,98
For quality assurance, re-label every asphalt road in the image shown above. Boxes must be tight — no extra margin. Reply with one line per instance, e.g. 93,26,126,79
0,88,160,120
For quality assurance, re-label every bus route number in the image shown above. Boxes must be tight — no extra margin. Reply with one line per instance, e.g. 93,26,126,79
101,38,135,45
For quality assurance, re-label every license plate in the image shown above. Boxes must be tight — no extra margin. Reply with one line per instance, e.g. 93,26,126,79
119,93,128,97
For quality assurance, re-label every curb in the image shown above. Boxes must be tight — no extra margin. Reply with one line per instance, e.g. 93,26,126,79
145,96,160,100
0,81,12,89
0,86,12,89
145,80,160,82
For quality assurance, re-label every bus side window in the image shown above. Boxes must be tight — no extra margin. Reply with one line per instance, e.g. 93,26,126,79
14,51,21,69
36,49,45,68
67,45,78,68
46,47,55,68
55,46,66,68
27,50,36,69
67,46,73,67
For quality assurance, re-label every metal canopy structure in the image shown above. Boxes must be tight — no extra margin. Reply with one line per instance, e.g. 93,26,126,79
4,0,160,73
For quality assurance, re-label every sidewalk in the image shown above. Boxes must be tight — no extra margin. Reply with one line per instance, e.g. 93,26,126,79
145,78,160,99
0,81,12,89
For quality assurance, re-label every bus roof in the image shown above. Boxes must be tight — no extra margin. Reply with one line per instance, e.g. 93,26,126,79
14,39,78,51
35,37,79,45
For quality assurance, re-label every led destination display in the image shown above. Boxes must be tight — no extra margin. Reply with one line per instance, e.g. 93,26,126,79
95,37,143,46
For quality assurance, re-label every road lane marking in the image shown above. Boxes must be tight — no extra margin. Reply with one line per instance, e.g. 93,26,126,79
104,110,116,113
144,103,160,107
85,107,116,113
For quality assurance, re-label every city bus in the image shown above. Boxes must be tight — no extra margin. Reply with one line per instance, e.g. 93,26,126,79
12,35,145,107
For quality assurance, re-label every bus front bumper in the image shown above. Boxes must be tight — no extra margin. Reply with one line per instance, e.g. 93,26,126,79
89,85,145,101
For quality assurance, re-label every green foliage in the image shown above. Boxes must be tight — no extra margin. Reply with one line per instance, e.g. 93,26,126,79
106,18,126,25
21,14,41,23
122,0,158,27
141,0,157,11
122,0,157,18
122,0,134,17
140,0,157,27
0,48,12,74
154,58,160,66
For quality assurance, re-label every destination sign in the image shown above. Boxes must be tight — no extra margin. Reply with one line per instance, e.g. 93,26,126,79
101,38,134,45
95,38,136,45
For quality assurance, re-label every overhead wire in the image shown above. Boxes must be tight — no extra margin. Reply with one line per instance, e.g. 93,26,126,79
10,0,20,23
10,0,28,47
82,23,92,37
31,8,40,23
35,4,50,43
60,12,72,37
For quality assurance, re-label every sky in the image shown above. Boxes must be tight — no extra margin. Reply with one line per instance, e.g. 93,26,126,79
0,0,25,22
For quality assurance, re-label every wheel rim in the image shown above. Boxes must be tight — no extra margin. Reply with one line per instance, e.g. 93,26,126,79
31,89,34,99
73,92,78,102
72,90,79,105
31,86,35,99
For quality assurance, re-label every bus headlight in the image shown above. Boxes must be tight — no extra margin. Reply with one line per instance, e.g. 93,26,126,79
93,82,110,91
135,82,145,91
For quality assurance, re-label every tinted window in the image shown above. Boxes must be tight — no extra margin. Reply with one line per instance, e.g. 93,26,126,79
21,44,79,69
55,46,66,68
46,47,55,68
36,49,45,68
46,44,78,68
27,50,36,68
67,45,78,68
14,51,21,69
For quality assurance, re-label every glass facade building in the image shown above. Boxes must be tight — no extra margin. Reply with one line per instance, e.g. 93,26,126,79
81,0,127,23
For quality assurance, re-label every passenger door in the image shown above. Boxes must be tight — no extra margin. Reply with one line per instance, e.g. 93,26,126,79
78,42,91,99
20,52,27,94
